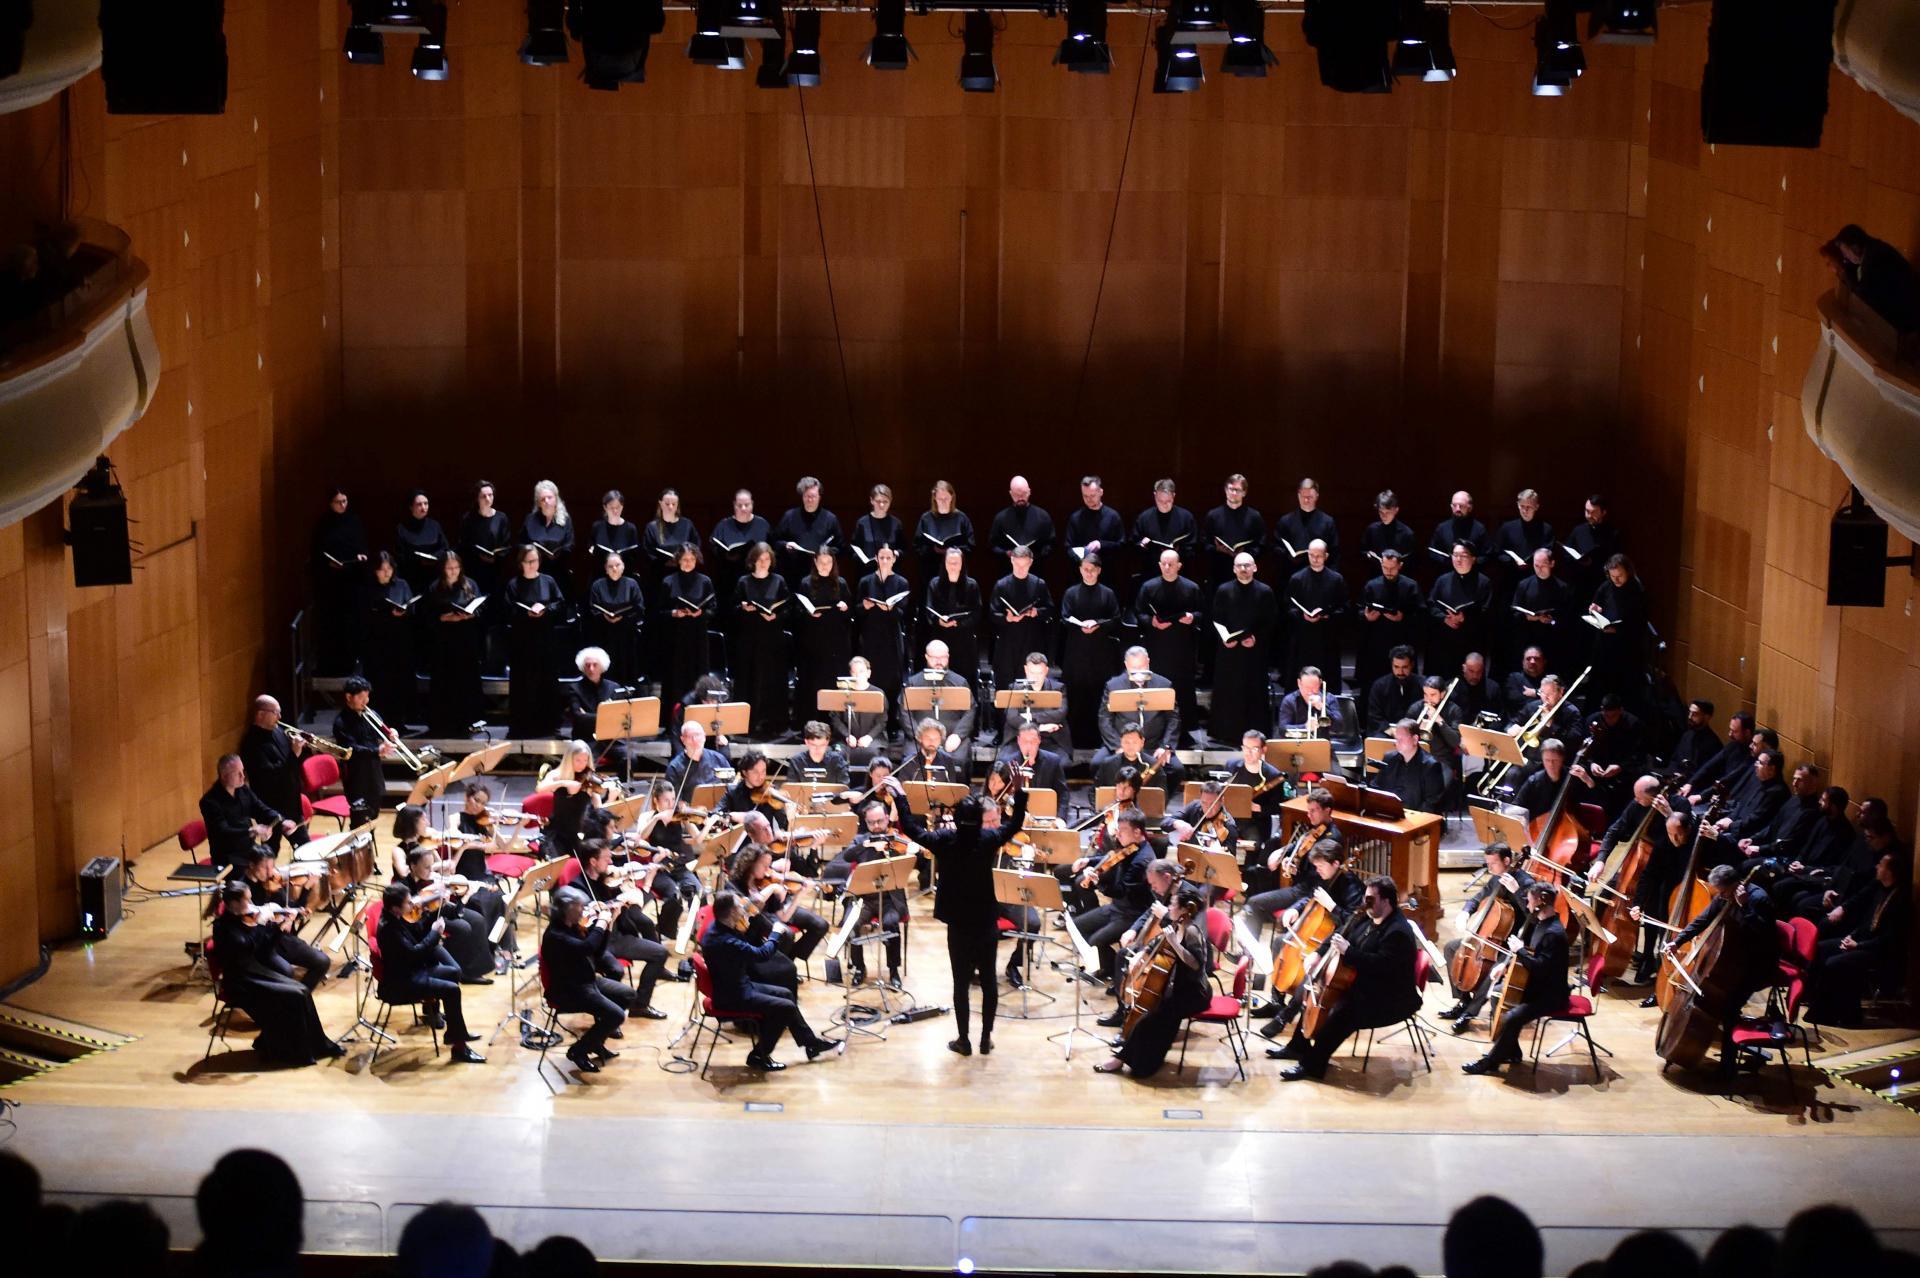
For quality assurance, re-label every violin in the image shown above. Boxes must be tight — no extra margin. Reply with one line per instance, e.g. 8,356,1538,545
749,782,792,813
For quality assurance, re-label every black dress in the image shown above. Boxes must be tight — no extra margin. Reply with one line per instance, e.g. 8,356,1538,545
586,573,645,685
311,509,368,676
1115,921,1212,1077
1059,581,1122,749
1587,576,1648,700
522,511,576,598
913,509,974,583
360,574,418,723
730,572,792,737
708,515,769,603
504,572,565,737
771,506,844,584
922,572,983,685
457,510,515,588
393,515,450,594
857,570,911,731
989,572,1053,691
1284,565,1349,691
642,517,700,585
424,575,484,736
657,569,716,711
851,514,905,576
1426,568,1493,681
793,571,855,723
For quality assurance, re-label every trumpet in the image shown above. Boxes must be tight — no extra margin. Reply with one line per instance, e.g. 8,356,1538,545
364,704,440,775
284,722,352,759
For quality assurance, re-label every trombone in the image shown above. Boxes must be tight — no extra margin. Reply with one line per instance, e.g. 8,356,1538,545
1477,665,1591,795
284,723,352,760
364,704,441,775
1415,676,1459,734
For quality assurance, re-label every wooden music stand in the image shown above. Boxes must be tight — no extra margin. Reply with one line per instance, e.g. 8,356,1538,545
1470,805,1530,852
1026,828,1086,867
1019,787,1059,819
1461,724,1526,768
903,780,969,811
688,700,751,743
688,783,727,813
1175,842,1244,898
451,741,510,783
901,682,973,722
994,866,1067,1014
994,686,1063,713
595,697,663,780
790,811,857,848
1181,781,1252,818
407,759,460,808
816,687,887,721
1362,736,1396,766
599,794,649,831
1267,737,1334,775
782,780,839,806
1094,785,1165,817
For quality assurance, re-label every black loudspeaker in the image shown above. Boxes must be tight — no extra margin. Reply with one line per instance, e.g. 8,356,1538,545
1827,510,1889,608
68,487,132,587
1701,0,1838,148
100,0,228,115
79,856,124,939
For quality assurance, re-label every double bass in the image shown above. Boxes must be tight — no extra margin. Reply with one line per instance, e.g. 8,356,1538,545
1526,737,1595,922
1654,861,1763,1070
1587,777,1679,983
1653,791,1726,1015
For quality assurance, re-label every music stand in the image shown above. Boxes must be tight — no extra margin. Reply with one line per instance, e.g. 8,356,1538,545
842,854,919,1038
817,686,886,723
903,780,968,812
599,794,650,832
1048,910,1109,1060
168,862,228,983
1025,828,1085,868
1175,842,1243,900
689,701,750,745
902,682,973,728
452,741,511,783
790,811,857,849
594,696,662,783
994,867,1066,1016
1093,785,1165,818
994,686,1063,745
1104,685,1175,723
333,897,391,1051
688,783,727,813
1019,787,1059,820
1267,738,1333,775
1361,736,1395,766
490,855,573,1049
1181,782,1252,818
1470,806,1530,854
407,759,460,811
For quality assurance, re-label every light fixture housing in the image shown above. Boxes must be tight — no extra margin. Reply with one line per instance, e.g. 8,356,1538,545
1532,0,1585,95
1302,0,1394,93
568,0,662,88
723,0,783,40
690,0,748,67
1221,0,1275,78
1168,0,1228,46
867,0,912,69
1054,0,1110,74
1153,22,1204,92
959,10,996,92
343,22,385,64
1590,0,1658,45
785,9,822,85
520,0,570,64
1391,1,1456,82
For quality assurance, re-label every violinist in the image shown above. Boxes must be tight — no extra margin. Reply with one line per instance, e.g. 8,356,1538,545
574,840,670,1019
1094,884,1212,1079
635,779,703,940
821,801,910,989
997,722,1067,802
727,820,830,969
1462,883,1572,1076
1227,730,1286,852
897,717,965,787
1271,876,1421,1081
238,848,331,990
397,843,499,984
699,892,843,1072
1066,809,1157,991
374,882,485,1064
1098,858,1186,1029
537,741,604,856
1438,843,1536,1033
792,721,851,787
1165,780,1240,851
542,886,640,1074
209,881,342,1066
1251,842,1363,1038
1652,864,1779,1072
454,783,511,850
723,751,793,835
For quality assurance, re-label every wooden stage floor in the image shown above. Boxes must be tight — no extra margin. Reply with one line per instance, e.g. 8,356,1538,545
6,866,1918,1273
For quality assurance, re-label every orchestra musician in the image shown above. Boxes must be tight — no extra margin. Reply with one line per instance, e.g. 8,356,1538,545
394,826,503,983
699,892,843,1071
898,717,966,788
237,696,309,853
1066,808,1157,992
727,818,830,966
1580,694,1646,820
979,765,1041,987
1227,730,1286,852
1270,876,1422,1081
1372,720,1446,814
831,655,887,759
1095,647,1179,774
1453,652,1499,725
1165,781,1240,852
724,751,795,835
200,754,296,873
997,722,1068,804
1245,788,1348,936
1364,646,1421,737
630,778,702,940
210,881,343,1066
1209,552,1279,745
821,802,910,989
1646,864,1779,1078
1416,675,1464,802
237,848,331,989
542,886,641,1074
790,720,850,787
1094,857,1186,1030
1461,883,1572,1076
332,676,395,824
902,640,977,760
1438,843,1536,1033
536,741,605,856
1276,666,1347,740
572,840,670,1021
1251,842,1365,1039
1625,809,1700,1000
374,881,486,1064
1500,646,1550,719
1094,884,1212,1079
1093,725,1182,794
996,652,1071,754
664,719,732,797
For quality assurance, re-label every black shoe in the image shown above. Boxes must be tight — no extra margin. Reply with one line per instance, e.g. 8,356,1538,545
1461,1056,1507,1076
1005,967,1024,990
888,977,904,992
1249,1001,1281,1021
447,1030,482,1045
1437,1001,1468,1021
1257,1018,1287,1041
635,1007,669,1020
1096,1009,1126,1028
1639,994,1659,1009
566,1046,600,1072
805,1038,845,1061
607,1027,624,1039
1448,1015,1477,1036
318,1041,347,1059
980,1035,994,1055
450,1046,486,1065
421,1009,446,1031
1265,1038,1305,1061
461,975,494,986
746,1053,787,1072
590,1045,619,1062
1278,1063,1324,1082
948,1037,972,1057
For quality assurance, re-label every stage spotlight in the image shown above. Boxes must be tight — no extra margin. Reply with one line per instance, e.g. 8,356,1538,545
343,20,385,64
1054,0,1110,74
785,9,822,85
1302,0,1394,93
1221,0,1275,78
1152,22,1204,93
723,0,782,40
757,34,789,86
867,0,912,69
690,0,749,67
1391,0,1455,82
1701,0,1833,148
1590,0,1657,45
1167,0,1228,46
410,7,449,80
959,11,996,92
520,0,569,65
1532,0,1585,96
569,0,658,89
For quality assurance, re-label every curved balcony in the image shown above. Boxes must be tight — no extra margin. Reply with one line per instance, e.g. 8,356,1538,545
0,1,102,117
1835,0,1920,129
1802,290,1920,544
0,221,160,530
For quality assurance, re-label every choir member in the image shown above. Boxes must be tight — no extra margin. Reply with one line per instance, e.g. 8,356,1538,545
710,488,770,603
423,551,484,738
1365,647,1421,735
989,546,1052,691
504,545,565,737
1060,552,1123,749
1428,490,1490,568
1131,478,1198,590
393,488,450,594
1587,553,1649,702
922,546,983,688
1490,488,1555,592
567,646,627,765
902,640,976,758
1361,489,1420,575
1133,549,1203,742
1735,761,1823,869
987,474,1055,578
827,656,886,758
1209,551,1278,745
333,677,394,824
1284,538,1349,692
1560,492,1620,600
851,484,903,576
641,487,699,584
587,488,642,579
996,652,1071,754
913,479,974,584
238,696,309,852
1356,547,1421,692
730,542,792,739
1509,546,1573,675
211,881,343,1066
457,480,514,588
311,486,369,676
793,547,855,724
1426,541,1492,685
374,881,485,1064
658,543,716,716
585,549,644,687
1066,473,1125,564
772,475,842,584
1274,476,1339,571
522,479,575,598
856,544,910,736
360,552,417,727
1373,720,1446,813
200,754,295,872
1201,473,1265,589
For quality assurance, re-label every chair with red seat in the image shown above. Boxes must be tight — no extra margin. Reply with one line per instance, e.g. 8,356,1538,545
1203,907,1234,974
1730,975,1816,1091
1176,954,1253,1080
1525,949,1610,1080
531,948,584,1086
687,952,766,1079
203,932,236,1059
520,790,555,826
361,897,443,1067
179,820,210,866
301,755,353,831
1357,946,1438,1072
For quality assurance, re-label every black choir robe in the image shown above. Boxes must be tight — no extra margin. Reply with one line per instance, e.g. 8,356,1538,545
504,572,565,736
521,511,576,598
360,574,418,723
1274,508,1340,571
729,572,792,737
1361,518,1420,571
1587,576,1649,700
311,509,369,676
1428,514,1490,567
1365,672,1421,734
657,569,714,710
1133,573,1204,735
457,510,514,587
1356,572,1423,691
856,570,911,729
1284,565,1349,690
1065,505,1125,561
585,573,645,686
1059,581,1122,747
1509,572,1574,674
913,509,974,582
641,517,699,583
987,504,1056,575
1560,517,1621,598
1209,578,1279,744
1130,504,1199,583
424,574,484,737
1491,516,1556,579
792,572,856,722
1202,503,1266,588
771,505,842,584
708,514,769,601
1426,568,1492,682
1454,673,1501,725
851,514,904,573
989,572,1053,691
922,572,983,687
586,517,642,577
393,515,450,593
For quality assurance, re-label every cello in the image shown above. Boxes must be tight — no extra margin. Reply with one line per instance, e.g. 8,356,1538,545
1447,878,1518,997
1297,908,1368,1039
1525,736,1595,922
1269,885,1342,1002
1654,863,1764,1070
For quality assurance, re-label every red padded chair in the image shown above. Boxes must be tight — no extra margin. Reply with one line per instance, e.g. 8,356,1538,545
203,932,236,1059
688,951,765,1078
1358,946,1437,1072
1177,954,1252,1080
299,795,316,829
1730,975,1816,1090
552,857,584,892
301,755,353,830
178,820,210,866
1526,949,1609,1080
486,851,539,880
361,898,442,1067
1203,907,1234,973
520,791,555,825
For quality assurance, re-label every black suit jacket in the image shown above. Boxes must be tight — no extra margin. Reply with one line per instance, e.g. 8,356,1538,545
1372,750,1446,814
199,783,281,869
896,789,1028,930
995,747,1068,800
541,923,613,1000
1099,672,1180,751
1343,912,1423,1028
1515,915,1571,1008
